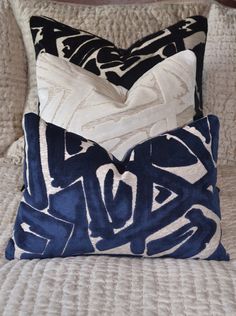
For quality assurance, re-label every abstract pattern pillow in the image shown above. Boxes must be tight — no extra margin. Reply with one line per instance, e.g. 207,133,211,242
5,113,229,260
30,15,207,118
36,51,196,160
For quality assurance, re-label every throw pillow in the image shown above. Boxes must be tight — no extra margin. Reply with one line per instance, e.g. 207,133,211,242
5,113,229,261
36,50,196,160
0,1,27,155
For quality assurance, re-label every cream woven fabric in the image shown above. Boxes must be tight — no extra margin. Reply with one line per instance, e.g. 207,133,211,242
0,0,26,155
203,3,236,166
36,51,196,159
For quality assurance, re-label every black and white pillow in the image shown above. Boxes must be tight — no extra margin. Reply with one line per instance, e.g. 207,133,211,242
30,15,207,119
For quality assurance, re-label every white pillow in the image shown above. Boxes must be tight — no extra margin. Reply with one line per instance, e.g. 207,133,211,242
36,50,196,160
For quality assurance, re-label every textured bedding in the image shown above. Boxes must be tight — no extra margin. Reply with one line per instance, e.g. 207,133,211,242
0,158,235,315
0,256,235,316
0,0,26,155
203,3,236,165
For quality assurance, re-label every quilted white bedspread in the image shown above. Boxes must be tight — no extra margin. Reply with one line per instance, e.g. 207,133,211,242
0,158,235,315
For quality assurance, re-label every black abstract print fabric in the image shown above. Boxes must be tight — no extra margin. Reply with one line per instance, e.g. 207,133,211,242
30,15,208,119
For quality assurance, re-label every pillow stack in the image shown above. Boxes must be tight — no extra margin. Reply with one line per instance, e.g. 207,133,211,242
6,15,229,261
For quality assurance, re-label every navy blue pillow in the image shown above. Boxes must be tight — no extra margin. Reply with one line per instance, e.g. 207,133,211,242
6,113,229,260
30,15,207,119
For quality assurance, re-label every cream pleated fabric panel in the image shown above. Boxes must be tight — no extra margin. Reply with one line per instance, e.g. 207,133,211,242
0,0,26,155
203,3,236,166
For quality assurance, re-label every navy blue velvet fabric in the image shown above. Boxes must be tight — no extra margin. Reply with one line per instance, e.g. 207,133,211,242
5,114,229,260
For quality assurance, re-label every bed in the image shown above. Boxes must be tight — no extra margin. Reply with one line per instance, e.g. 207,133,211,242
0,0,235,315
